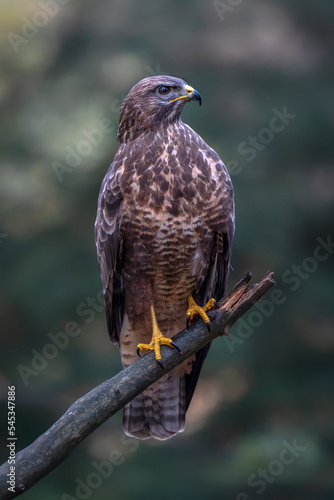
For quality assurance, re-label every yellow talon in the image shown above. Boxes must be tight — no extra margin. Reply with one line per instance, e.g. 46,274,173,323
186,295,215,329
137,306,181,367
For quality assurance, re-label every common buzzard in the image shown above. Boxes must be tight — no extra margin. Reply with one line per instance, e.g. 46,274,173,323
95,76,235,440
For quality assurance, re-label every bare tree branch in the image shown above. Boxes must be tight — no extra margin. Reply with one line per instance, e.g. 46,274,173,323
0,271,275,498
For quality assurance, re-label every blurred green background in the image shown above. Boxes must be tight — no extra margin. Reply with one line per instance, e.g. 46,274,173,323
1,0,334,499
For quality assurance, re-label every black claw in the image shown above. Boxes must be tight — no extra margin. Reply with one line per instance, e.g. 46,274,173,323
171,341,182,355
186,315,190,329
206,322,211,332
157,359,164,369
137,347,141,357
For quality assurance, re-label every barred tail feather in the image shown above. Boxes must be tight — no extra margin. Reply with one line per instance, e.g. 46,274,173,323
123,373,186,440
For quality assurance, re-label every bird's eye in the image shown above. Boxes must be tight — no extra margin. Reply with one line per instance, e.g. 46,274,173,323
158,86,170,95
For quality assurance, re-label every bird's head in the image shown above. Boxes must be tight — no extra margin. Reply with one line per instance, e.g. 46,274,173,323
117,76,201,143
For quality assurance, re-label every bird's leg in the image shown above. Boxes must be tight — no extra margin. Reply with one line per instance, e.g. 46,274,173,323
137,306,182,368
186,295,216,330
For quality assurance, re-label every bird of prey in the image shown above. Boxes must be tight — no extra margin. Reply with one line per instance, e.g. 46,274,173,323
95,76,234,440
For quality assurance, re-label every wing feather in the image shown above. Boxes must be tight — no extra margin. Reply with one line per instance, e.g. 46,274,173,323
95,162,124,344
185,152,235,409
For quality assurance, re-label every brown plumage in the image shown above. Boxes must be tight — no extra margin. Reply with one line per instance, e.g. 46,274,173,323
95,76,235,440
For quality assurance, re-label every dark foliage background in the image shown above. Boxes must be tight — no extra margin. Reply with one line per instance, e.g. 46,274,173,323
1,1,333,499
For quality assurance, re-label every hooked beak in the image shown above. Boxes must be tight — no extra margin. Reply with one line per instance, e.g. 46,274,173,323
169,84,202,106
185,85,202,105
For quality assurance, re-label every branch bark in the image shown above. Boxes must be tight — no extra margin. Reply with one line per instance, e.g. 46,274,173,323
0,271,275,498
